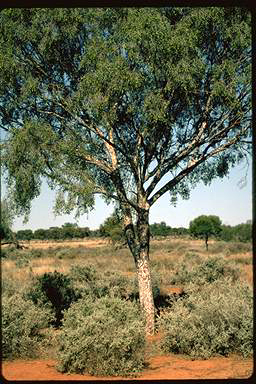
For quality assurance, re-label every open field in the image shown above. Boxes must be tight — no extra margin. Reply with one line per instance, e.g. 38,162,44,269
2,236,253,380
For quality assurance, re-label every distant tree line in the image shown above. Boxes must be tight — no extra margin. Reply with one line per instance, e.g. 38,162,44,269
15,223,100,241
150,222,189,237
13,218,252,244
220,222,252,243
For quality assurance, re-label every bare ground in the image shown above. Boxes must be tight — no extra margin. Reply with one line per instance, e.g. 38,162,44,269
2,354,253,381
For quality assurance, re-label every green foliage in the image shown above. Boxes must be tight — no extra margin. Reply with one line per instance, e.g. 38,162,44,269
57,296,146,376
26,271,81,327
220,222,252,243
189,215,222,249
70,264,97,283
16,229,34,241
99,209,125,245
170,255,239,285
2,293,54,359
0,199,15,242
158,279,253,358
1,8,251,220
150,222,171,237
70,265,133,300
33,225,91,240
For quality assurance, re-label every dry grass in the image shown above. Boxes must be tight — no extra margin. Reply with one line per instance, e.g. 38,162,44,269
18,238,109,250
2,237,252,293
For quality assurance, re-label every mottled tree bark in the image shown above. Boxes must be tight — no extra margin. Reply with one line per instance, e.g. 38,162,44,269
123,203,155,335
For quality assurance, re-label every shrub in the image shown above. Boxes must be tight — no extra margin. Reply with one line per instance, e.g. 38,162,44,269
26,271,81,327
57,296,146,376
0,246,21,259
55,248,75,259
2,275,18,297
70,265,134,300
210,241,252,255
158,279,253,358
2,293,54,359
170,256,239,285
69,264,97,283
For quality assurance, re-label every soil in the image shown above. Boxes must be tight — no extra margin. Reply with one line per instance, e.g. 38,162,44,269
2,354,253,381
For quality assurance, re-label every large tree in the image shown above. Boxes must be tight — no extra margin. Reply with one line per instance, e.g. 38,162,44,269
0,8,251,334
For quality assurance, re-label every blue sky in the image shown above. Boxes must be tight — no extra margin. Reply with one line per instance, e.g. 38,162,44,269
4,158,252,231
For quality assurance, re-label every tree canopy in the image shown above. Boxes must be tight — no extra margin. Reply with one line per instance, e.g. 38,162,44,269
1,8,251,218
189,215,222,250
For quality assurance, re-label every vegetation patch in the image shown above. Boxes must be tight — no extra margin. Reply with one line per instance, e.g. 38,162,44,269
158,279,253,358
57,296,146,377
170,255,239,285
26,271,81,327
2,293,54,359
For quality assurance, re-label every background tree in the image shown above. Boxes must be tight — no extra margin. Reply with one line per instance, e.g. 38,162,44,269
0,8,251,334
150,222,172,237
99,209,126,245
61,223,79,239
189,215,222,250
16,229,34,241
34,228,48,241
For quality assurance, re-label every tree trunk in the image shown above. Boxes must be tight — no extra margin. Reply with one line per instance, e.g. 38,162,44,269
123,204,155,335
205,234,209,251
136,207,155,335
136,256,155,335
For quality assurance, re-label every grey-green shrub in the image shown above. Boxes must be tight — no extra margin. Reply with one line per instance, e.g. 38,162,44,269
170,256,239,285
158,279,253,358
2,294,54,359
57,296,146,376
70,266,133,300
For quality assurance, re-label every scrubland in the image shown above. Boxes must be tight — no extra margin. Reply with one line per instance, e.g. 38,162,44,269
1,236,253,377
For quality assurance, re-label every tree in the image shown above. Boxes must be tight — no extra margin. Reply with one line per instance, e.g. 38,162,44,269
16,229,34,241
99,209,126,245
150,222,172,237
189,215,222,250
0,199,14,243
61,222,78,239
0,199,27,248
233,222,252,242
0,8,251,334
34,228,48,240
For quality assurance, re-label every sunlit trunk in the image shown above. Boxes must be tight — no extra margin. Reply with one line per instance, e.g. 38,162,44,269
123,204,155,335
136,207,155,335
136,254,155,335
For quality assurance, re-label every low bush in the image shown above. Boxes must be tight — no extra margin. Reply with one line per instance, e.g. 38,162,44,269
26,271,81,327
2,293,54,359
158,279,253,358
57,296,146,377
0,246,21,260
210,241,252,255
55,248,76,259
70,264,97,283
70,265,133,300
170,256,239,285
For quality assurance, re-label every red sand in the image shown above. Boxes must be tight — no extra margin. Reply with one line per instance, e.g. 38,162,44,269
2,354,253,381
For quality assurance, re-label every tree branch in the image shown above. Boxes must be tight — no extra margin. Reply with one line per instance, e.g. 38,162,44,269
148,127,249,206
